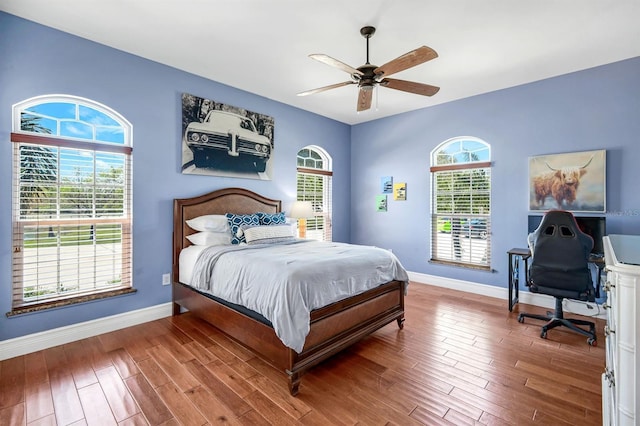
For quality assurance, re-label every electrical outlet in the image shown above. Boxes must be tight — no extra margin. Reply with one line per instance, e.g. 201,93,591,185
162,273,171,286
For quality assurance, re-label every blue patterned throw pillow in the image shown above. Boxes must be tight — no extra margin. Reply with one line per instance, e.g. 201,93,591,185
256,211,286,226
225,213,260,244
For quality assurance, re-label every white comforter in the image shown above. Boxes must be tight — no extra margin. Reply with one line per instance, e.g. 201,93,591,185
189,240,409,353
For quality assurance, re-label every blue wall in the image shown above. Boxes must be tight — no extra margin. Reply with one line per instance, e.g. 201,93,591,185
0,13,351,340
2,12,639,342
350,56,640,287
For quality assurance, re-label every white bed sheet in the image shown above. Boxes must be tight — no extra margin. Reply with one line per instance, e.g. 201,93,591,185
179,245,210,285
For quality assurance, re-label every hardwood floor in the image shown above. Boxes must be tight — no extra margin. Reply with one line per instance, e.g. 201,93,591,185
0,283,605,425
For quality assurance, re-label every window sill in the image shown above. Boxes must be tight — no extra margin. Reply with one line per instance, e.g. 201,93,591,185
6,287,137,317
429,259,493,272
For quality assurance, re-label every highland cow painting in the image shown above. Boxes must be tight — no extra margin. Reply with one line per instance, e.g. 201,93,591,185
528,149,606,212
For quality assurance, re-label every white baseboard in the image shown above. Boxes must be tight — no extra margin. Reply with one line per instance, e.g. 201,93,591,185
407,271,605,319
0,271,605,361
0,303,173,361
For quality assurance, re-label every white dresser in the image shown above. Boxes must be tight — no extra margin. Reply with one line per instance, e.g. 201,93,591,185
603,234,640,426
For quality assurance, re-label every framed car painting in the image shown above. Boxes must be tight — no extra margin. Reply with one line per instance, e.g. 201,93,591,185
181,93,275,180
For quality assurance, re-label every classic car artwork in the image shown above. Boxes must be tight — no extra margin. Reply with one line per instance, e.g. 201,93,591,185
181,93,275,180
185,110,271,172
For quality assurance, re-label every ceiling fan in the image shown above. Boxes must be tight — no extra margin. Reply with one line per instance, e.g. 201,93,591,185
297,26,440,112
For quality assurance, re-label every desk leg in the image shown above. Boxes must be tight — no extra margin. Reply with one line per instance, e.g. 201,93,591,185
509,254,520,311
508,253,513,311
520,257,527,303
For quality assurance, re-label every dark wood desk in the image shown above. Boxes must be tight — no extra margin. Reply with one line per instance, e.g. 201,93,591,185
507,248,605,311
507,248,530,311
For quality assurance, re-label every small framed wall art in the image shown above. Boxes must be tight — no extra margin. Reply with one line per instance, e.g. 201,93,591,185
381,176,393,194
394,182,406,201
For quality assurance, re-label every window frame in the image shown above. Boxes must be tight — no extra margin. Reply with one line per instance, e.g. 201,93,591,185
9,95,134,315
430,137,492,270
296,146,333,242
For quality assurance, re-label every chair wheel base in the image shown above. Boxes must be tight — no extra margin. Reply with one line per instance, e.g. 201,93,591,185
517,298,597,346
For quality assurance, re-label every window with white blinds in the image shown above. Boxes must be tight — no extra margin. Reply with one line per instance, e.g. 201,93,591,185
10,95,133,314
296,146,332,242
430,137,492,270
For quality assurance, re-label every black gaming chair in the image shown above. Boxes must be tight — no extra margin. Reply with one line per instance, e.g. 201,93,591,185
517,210,597,346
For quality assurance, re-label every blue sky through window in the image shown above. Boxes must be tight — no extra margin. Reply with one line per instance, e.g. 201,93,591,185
22,101,125,144
434,138,490,165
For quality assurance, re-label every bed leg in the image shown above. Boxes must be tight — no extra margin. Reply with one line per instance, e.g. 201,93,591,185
397,315,405,329
288,372,301,396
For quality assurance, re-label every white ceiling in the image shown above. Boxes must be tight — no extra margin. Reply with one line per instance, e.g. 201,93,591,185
2,0,639,125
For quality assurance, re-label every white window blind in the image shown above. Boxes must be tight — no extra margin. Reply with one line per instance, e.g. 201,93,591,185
430,138,492,269
297,147,332,242
11,96,133,313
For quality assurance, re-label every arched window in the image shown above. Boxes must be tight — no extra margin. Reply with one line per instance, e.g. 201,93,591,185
10,95,133,314
430,137,492,269
297,146,332,241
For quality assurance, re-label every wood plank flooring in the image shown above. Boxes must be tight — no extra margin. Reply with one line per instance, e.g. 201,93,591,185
0,283,605,425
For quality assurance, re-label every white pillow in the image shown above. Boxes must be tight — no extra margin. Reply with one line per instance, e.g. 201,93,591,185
186,215,230,233
244,225,295,245
186,231,232,246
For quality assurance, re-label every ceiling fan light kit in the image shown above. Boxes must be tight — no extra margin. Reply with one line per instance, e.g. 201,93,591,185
298,26,440,112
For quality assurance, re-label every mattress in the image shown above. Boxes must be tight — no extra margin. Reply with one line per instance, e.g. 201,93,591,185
179,240,409,352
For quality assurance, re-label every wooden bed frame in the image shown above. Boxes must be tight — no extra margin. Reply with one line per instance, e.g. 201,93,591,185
172,187,405,395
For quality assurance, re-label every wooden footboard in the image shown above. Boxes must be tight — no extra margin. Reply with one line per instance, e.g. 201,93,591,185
289,279,405,394
173,279,404,395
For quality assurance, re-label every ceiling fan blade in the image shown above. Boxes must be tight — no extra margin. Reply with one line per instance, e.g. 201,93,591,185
374,46,438,78
309,54,364,76
357,88,373,112
297,81,355,96
380,78,440,96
